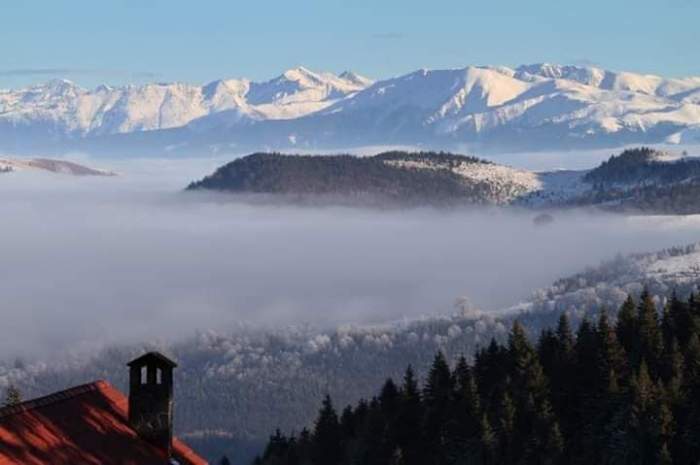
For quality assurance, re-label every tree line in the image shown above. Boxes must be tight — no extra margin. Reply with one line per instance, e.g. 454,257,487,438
251,291,700,465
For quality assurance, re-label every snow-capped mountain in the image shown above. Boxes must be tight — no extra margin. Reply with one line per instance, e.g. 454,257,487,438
0,67,371,137
2,63,700,155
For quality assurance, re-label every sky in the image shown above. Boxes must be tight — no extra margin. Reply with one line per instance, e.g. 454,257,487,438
1,0,699,89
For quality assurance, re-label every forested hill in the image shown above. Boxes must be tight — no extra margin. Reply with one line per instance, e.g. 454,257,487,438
255,292,700,465
187,148,700,213
186,151,540,206
584,147,700,186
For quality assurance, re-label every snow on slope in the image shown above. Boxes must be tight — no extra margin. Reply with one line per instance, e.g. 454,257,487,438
383,155,541,203
508,242,700,319
1,63,700,152
0,157,115,176
318,64,700,146
0,68,372,136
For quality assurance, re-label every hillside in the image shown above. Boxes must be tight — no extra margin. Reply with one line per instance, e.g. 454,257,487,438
258,292,700,465
187,148,700,213
186,151,539,205
2,64,700,155
0,158,116,176
3,240,699,463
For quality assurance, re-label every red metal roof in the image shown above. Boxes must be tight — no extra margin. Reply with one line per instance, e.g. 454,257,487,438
0,380,207,465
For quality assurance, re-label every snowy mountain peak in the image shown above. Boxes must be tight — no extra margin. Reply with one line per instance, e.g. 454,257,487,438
1,64,700,154
338,71,374,87
36,78,82,97
280,66,318,82
515,63,607,87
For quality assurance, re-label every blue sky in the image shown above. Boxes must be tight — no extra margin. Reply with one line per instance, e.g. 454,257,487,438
1,0,698,88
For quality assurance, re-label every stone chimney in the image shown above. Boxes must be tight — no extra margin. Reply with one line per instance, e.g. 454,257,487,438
127,351,177,458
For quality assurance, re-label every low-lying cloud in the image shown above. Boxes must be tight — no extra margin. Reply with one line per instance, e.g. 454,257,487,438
2,156,700,360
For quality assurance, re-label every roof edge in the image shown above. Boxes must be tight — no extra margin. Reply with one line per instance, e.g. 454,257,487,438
0,379,108,419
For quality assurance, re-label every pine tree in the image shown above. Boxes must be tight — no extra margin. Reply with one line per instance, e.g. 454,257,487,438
655,402,674,463
256,294,700,465
658,443,673,465
423,352,452,406
662,338,685,405
479,414,496,465
617,295,638,358
379,378,400,417
555,313,575,357
495,390,517,465
624,361,659,465
340,405,356,439
638,290,664,376
680,333,700,462
543,420,564,465
4,384,21,406
395,366,424,465
508,322,547,405
312,395,342,465
597,308,627,386
423,353,453,465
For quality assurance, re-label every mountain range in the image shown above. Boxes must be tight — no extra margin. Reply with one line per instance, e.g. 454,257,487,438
2,64,700,156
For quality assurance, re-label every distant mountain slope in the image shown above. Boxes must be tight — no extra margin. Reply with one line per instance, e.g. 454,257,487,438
1,64,699,155
186,148,700,213
0,67,371,137
0,158,115,176
186,151,540,205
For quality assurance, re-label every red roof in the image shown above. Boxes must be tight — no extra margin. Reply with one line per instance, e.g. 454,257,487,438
0,380,207,465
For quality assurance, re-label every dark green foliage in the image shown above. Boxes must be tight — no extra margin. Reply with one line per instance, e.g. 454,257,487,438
256,294,700,465
3,384,21,406
580,147,700,213
186,151,509,206
584,147,700,186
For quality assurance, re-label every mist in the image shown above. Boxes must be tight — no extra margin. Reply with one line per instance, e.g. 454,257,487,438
2,156,700,360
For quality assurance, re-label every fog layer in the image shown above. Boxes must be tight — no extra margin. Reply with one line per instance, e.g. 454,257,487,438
2,156,700,359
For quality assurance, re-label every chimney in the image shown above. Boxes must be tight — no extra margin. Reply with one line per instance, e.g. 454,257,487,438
127,351,177,459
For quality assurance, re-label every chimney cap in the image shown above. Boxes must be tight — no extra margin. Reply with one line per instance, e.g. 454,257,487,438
127,351,177,368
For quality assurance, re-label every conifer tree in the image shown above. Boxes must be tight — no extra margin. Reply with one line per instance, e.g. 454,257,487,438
597,308,627,386
423,352,453,465
313,395,342,465
617,295,638,357
395,366,424,465
256,294,700,465
423,352,452,406
638,290,664,375
495,390,517,465
478,413,496,465
3,384,21,407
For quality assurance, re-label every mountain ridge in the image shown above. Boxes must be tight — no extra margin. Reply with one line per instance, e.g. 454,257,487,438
2,64,700,155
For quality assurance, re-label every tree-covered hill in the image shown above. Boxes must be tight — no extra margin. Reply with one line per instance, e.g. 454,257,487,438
187,148,700,214
257,291,700,465
186,151,540,206
584,147,700,187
